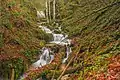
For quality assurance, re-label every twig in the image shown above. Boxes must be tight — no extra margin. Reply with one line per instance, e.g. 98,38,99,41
57,46,80,80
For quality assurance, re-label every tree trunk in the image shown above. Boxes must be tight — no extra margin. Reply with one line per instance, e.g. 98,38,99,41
53,0,56,21
46,0,49,23
11,68,14,80
48,0,51,22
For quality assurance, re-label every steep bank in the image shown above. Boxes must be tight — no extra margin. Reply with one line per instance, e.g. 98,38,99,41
20,0,120,80
58,0,120,79
0,0,51,79
0,0,120,80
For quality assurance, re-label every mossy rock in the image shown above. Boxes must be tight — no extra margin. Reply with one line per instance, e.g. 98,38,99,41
39,40,46,47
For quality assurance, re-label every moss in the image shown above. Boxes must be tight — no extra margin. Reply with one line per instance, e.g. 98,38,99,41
39,40,46,47
22,49,40,63
0,0,52,79
55,0,120,79
0,33,4,48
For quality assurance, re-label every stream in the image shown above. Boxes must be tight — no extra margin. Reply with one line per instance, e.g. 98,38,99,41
19,11,72,80
32,25,72,67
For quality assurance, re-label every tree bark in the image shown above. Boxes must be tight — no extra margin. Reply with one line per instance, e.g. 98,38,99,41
48,0,51,22
46,0,49,23
53,0,56,21
11,68,14,80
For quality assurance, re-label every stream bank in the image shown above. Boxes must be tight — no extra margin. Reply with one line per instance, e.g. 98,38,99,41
19,10,74,79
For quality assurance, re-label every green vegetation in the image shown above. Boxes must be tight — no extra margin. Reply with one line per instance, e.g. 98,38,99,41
30,0,120,79
32,0,46,11
0,0,52,79
57,0,120,79
0,0,120,80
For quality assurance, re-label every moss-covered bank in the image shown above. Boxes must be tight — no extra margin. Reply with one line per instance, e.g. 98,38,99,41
0,0,51,79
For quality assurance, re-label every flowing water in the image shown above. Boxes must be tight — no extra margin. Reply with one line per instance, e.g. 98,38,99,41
19,11,72,80
20,25,72,79
37,11,45,18
32,25,72,68
32,47,54,68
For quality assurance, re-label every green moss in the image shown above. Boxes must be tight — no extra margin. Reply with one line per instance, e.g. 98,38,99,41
0,0,52,79
0,33,4,48
22,49,39,63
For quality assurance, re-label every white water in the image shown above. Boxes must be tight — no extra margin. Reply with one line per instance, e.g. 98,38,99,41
39,25,52,33
62,45,72,63
53,34,64,41
35,11,72,68
37,26,72,64
37,11,45,18
32,26,72,68
32,47,54,67
20,11,72,79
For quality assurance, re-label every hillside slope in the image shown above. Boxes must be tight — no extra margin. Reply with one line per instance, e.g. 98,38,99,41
58,0,120,79
0,0,50,79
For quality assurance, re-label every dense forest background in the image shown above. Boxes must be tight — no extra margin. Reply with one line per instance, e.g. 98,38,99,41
0,0,120,80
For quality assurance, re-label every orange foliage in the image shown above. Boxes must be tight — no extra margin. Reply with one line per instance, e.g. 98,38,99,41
86,55,120,80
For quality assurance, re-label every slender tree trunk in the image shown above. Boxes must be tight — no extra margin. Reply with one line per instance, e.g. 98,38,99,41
11,68,14,80
53,0,56,21
46,0,49,23
48,0,51,22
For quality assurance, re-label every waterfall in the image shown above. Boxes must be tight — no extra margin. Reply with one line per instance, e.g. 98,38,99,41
50,34,68,45
32,47,54,68
52,34,64,41
32,26,72,67
19,47,54,80
37,11,45,18
39,25,68,45
39,26,52,33
62,45,72,63
19,25,72,80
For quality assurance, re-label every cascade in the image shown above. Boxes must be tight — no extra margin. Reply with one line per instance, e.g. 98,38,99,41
32,25,72,68
62,45,72,63
20,11,72,79
39,26,52,33
33,25,72,67
37,11,45,18
32,47,54,68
